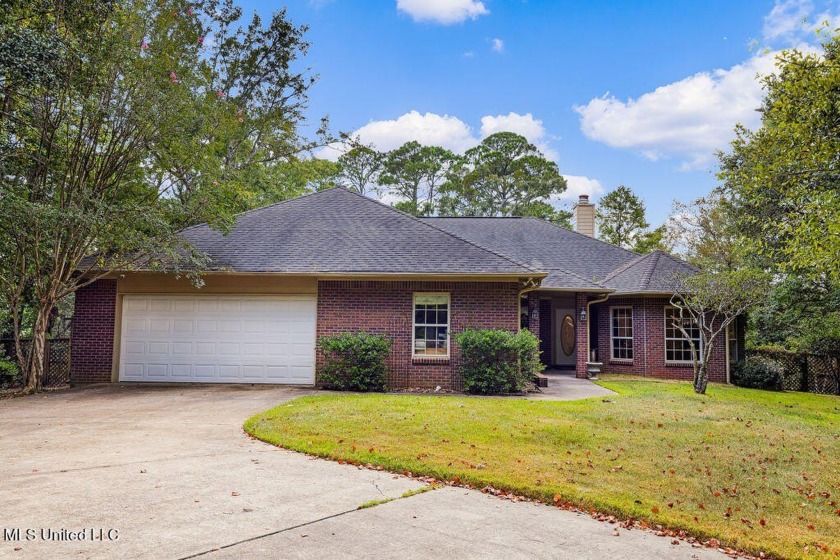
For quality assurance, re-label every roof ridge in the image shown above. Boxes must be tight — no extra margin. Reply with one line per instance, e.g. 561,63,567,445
337,188,542,274
520,217,641,258
650,249,702,273
602,251,650,282
177,187,333,234
640,251,662,291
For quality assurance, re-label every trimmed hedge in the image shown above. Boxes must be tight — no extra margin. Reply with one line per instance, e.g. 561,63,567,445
318,332,391,392
456,329,541,395
733,355,784,391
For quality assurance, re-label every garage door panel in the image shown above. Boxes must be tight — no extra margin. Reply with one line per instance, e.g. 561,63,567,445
119,295,315,384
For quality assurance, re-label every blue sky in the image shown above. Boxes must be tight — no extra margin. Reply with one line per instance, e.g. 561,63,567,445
241,0,837,225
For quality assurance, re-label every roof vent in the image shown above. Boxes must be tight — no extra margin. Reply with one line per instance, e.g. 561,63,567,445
575,195,595,237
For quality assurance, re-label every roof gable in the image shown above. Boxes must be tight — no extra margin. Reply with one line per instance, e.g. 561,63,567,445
601,250,700,294
178,188,538,276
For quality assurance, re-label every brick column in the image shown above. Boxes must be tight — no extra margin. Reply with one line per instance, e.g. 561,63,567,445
575,293,589,378
70,279,117,384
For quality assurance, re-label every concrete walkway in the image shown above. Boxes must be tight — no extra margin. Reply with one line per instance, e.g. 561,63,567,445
0,384,725,559
527,370,617,401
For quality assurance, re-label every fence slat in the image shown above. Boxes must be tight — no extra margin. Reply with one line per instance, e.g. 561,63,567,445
0,338,71,388
746,348,838,396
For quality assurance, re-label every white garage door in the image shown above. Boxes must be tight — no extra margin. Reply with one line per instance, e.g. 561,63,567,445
119,295,316,384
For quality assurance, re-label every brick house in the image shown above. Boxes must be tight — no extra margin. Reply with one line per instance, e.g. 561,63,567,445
70,187,744,389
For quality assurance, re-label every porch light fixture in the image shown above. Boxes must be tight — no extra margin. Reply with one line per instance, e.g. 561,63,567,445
579,308,587,322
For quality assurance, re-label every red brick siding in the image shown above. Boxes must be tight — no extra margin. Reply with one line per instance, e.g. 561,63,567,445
591,296,728,383
538,299,552,367
70,280,117,384
575,293,589,378
316,281,520,390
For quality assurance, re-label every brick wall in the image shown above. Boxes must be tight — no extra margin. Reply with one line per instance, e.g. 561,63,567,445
590,296,728,383
317,280,520,390
70,279,117,384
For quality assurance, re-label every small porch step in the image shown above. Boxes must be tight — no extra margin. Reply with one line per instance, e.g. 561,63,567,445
534,372,549,388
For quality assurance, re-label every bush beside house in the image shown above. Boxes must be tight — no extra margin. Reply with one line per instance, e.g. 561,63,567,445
318,332,391,392
457,329,541,395
733,355,784,391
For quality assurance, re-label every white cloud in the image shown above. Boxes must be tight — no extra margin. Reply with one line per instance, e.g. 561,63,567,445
479,112,558,160
321,110,562,162
763,0,815,42
492,38,504,52
396,0,488,24
574,1,839,171
559,175,604,202
575,51,779,170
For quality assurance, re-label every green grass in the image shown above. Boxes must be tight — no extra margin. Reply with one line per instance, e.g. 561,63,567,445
244,377,840,559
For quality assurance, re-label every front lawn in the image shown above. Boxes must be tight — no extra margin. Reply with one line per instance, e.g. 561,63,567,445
245,378,840,559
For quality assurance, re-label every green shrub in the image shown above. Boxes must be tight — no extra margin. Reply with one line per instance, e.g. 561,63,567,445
0,357,20,390
733,355,784,391
456,329,542,395
318,332,391,392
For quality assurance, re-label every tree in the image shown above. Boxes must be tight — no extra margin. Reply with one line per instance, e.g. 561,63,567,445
669,269,771,394
0,0,319,392
668,190,744,271
596,186,649,249
380,141,459,216
439,132,566,218
336,144,384,196
632,224,672,254
718,33,840,283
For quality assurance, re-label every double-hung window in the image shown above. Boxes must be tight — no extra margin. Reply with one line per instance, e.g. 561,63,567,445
413,294,450,357
610,307,633,360
664,307,702,362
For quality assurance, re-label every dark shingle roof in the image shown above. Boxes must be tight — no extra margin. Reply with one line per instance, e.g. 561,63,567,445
601,250,700,294
422,217,636,290
177,188,538,276
422,217,699,293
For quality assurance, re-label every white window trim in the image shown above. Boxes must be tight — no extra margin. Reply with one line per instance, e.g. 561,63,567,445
664,306,703,364
609,306,634,362
412,292,451,359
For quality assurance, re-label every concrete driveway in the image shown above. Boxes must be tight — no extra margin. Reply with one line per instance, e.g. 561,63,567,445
0,385,728,559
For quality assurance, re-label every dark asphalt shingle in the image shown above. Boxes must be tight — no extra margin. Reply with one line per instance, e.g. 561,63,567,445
177,188,538,275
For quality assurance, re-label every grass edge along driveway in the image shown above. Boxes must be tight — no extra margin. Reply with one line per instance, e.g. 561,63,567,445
244,377,840,560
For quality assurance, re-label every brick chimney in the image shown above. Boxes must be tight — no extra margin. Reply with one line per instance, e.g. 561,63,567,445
574,194,595,237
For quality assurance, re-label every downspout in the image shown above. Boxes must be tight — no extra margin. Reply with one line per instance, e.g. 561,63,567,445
586,293,611,365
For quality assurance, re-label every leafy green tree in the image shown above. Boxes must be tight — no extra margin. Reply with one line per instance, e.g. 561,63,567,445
336,144,384,196
632,224,672,254
439,132,566,218
596,185,649,249
718,33,840,282
667,190,743,271
670,269,771,394
380,141,459,216
0,0,319,392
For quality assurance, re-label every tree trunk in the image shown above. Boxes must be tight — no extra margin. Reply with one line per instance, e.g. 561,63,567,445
694,362,709,394
21,306,51,394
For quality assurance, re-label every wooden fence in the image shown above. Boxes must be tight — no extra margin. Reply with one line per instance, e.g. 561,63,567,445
0,338,71,388
745,348,838,395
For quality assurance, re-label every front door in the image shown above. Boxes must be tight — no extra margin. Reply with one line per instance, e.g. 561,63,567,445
554,308,577,367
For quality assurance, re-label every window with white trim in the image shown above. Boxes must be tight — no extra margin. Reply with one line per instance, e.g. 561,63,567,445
664,307,702,362
610,307,633,360
413,294,450,357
